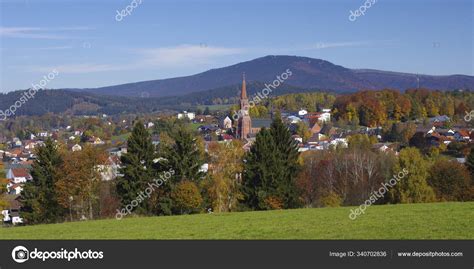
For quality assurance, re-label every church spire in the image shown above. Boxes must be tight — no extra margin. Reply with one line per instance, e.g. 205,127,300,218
241,72,247,99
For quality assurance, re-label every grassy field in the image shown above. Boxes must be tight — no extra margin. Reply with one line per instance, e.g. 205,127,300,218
0,202,472,239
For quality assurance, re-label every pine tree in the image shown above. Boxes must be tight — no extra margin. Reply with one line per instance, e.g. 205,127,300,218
116,120,156,214
20,138,65,224
163,126,205,183
242,128,277,209
242,115,301,210
159,125,205,214
269,115,301,208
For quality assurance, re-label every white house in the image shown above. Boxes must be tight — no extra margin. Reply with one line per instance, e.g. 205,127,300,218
222,116,232,129
330,138,348,148
298,109,308,117
6,183,23,195
319,109,331,123
146,122,155,129
71,144,82,152
177,111,196,120
2,209,23,225
6,168,32,183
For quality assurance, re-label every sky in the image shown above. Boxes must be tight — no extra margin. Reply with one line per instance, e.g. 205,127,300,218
0,0,473,92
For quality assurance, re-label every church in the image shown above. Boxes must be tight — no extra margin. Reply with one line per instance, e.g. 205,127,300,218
236,74,272,141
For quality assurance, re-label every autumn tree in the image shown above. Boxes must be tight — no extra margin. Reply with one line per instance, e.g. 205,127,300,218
171,181,203,214
388,147,435,203
56,145,108,220
428,160,472,201
204,140,244,212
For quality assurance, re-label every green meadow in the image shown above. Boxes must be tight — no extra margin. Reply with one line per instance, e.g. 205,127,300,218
1,202,472,240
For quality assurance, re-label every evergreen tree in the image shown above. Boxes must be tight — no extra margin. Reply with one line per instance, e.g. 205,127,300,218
20,138,65,224
116,120,155,214
242,128,277,209
158,125,205,214
163,126,205,183
269,115,301,208
242,115,301,210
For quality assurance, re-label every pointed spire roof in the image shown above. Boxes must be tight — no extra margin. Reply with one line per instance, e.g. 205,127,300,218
241,73,247,99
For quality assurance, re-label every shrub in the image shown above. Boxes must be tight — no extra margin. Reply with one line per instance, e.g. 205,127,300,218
319,192,342,207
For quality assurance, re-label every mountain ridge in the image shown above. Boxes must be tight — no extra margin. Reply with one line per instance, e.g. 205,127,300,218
49,55,474,97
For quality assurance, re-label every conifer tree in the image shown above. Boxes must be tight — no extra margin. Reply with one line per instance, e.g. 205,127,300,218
163,127,205,183
242,115,301,210
269,115,301,208
116,120,155,214
20,138,65,224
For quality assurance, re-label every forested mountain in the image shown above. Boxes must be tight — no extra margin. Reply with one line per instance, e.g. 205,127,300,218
70,55,474,97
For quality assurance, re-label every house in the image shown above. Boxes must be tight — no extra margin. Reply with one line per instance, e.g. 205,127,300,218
298,109,308,117
88,137,104,145
429,115,450,126
251,118,272,134
71,144,82,152
292,135,303,144
198,125,221,135
330,133,349,148
221,116,233,129
2,195,23,225
146,122,155,129
97,156,122,181
10,211,23,225
177,111,196,120
220,134,234,142
24,140,38,150
6,168,32,183
6,183,23,195
12,139,22,148
37,131,49,137
310,122,322,134
287,116,302,124
454,130,470,142
320,109,331,122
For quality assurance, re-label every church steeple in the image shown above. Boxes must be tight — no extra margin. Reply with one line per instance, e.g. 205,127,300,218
238,72,251,140
241,73,247,100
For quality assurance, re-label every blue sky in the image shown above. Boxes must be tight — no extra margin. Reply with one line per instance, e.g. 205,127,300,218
0,0,472,92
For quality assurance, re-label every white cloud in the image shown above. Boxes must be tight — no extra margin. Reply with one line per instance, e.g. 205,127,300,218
137,44,244,66
0,26,90,39
313,41,371,49
31,63,126,74
28,44,244,74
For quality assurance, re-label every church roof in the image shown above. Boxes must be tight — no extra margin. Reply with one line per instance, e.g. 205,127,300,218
241,73,247,99
252,118,272,128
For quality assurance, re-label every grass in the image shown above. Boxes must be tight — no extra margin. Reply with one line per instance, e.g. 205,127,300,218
0,202,472,240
